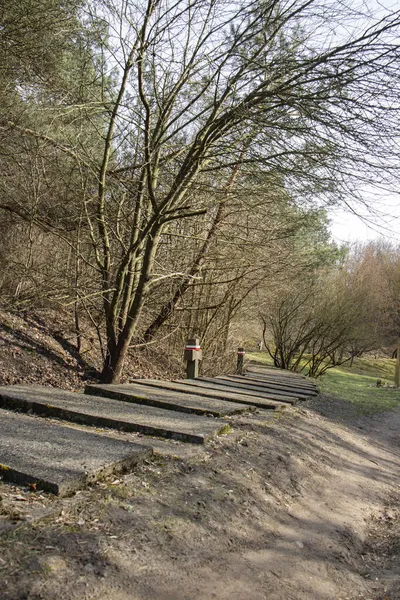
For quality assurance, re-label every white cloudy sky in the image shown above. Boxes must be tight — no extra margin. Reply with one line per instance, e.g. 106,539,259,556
328,196,400,245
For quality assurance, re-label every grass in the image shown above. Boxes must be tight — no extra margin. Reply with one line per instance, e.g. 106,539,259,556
248,351,273,366
319,357,400,414
248,352,400,414
218,424,232,435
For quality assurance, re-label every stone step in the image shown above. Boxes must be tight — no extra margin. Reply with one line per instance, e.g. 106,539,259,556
182,378,297,405
0,386,227,445
129,379,287,409
0,409,152,496
216,376,313,399
85,382,254,417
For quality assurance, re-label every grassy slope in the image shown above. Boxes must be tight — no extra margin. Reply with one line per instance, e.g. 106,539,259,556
319,358,400,414
249,352,400,414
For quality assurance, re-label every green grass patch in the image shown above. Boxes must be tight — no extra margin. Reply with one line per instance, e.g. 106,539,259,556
248,352,400,415
320,357,399,414
218,424,232,436
246,352,273,366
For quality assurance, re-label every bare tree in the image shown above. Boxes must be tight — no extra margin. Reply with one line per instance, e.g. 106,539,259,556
3,0,400,381
82,0,400,381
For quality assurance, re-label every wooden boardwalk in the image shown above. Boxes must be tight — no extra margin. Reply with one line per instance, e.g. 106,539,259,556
0,364,317,495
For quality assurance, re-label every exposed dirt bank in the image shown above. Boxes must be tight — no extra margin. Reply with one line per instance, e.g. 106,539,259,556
0,394,399,600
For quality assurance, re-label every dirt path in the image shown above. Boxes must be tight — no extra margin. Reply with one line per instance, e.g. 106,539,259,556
1,397,399,600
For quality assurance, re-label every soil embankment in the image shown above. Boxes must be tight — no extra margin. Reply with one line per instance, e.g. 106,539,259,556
1,394,399,599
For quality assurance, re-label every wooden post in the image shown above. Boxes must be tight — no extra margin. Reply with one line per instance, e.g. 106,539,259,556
395,337,400,388
237,347,245,375
184,338,202,379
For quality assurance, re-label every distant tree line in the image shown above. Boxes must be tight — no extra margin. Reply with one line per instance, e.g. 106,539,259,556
259,241,400,378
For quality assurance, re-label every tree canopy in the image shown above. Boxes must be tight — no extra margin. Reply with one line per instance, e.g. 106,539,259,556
1,0,400,381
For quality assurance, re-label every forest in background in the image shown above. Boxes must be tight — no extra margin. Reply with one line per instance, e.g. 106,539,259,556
1,0,400,383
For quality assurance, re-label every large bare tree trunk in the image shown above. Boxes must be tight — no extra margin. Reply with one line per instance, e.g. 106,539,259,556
143,156,245,342
101,330,132,383
143,202,225,342
100,230,161,382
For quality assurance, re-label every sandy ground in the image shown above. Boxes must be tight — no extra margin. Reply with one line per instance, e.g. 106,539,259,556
0,395,399,600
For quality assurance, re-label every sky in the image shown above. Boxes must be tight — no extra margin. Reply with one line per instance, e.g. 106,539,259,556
328,197,400,246
325,0,400,246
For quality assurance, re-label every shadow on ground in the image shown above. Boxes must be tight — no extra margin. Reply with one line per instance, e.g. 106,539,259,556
1,396,399,599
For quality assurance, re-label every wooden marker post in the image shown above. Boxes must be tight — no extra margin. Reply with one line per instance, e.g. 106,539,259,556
237,347,245,375
395,337,400,388
184,338,202,379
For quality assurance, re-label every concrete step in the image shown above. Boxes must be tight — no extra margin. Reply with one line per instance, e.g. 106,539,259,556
0,409,152,496
246,367,317,387
85,382,254,417
197,377,303,401
182,378,297,405
127,379,286,409
0,386,228,445
215,376,313,399
231,373,318,394
247,365,312,382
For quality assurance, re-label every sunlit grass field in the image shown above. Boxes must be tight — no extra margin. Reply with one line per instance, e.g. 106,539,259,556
249,352,400,414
